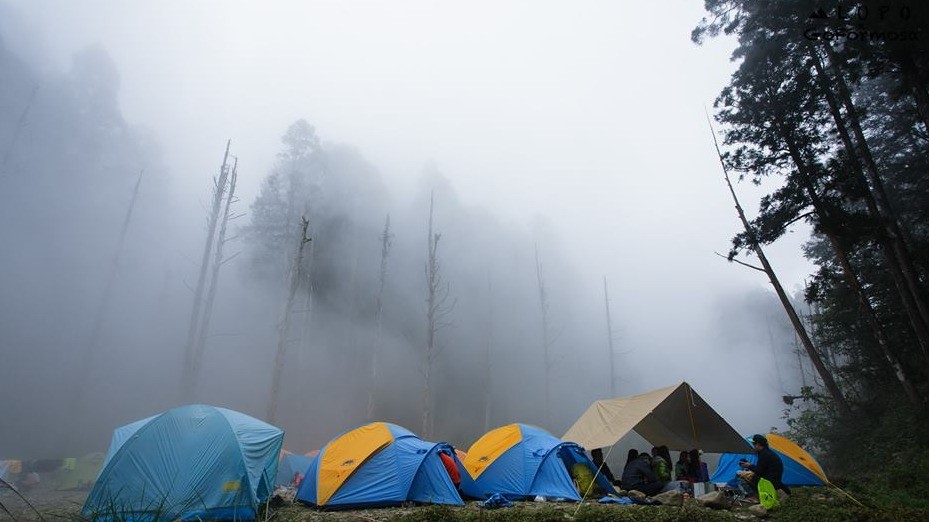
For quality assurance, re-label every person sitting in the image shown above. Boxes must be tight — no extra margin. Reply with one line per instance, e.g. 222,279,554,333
650,446,671,482
621,452,664,496
696,450,709,482
674,450,693,482
739,434,790,498
590,448,620,486
624,449,639,470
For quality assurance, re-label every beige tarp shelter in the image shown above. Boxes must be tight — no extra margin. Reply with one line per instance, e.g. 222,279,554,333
562,382,748,453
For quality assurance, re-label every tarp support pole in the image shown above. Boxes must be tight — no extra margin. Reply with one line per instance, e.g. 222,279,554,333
572,442,619,517
684,383,701,449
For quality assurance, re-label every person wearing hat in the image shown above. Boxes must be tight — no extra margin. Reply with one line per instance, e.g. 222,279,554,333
739,434,790,497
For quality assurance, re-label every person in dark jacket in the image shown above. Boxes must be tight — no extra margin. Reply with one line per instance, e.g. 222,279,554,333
591,448,620,486
621,452,664,496
624,448,639,469
739,434,791,496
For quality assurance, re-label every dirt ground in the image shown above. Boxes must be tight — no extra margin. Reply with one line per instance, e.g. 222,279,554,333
1,482,88,520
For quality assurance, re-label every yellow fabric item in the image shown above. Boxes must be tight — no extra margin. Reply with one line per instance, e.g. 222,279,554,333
766,433,828,483
463,424,523,479
6,460,23,474
53,453,105,491
571,463,596,498
317,422,393,505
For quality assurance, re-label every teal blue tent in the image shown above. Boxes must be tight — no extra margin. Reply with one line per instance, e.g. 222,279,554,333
82,405,283,521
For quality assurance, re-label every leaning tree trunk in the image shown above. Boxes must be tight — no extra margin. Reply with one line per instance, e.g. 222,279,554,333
183,140,231,399
268,217,311,423
708,116,852,415
194,159,239,366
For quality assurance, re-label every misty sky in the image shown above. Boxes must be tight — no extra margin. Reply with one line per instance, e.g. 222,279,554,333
3,1,818,449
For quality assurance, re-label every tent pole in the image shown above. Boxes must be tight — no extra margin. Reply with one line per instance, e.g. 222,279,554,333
685,383,701,449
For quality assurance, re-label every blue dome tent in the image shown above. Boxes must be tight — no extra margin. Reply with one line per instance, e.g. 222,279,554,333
295,422,463,509
458,423,613,501
82,405,283,521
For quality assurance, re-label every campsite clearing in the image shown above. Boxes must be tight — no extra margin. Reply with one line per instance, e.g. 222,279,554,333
5,486,928,521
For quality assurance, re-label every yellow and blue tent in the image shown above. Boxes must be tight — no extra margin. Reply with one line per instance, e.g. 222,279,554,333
82,405,283,521
295,422,464,508
710,433,828,487
458,423,613,501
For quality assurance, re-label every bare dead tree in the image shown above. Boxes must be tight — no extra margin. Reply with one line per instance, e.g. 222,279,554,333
84,170,143,357
708,115,851,415
423,193,453,438
0,84,38,179
268,217,311,423
182,140,231,400
193,158,241,365
483,270,494,433
603,276,617,397
73,169,143,409
535,244,552,424
367,214,393,421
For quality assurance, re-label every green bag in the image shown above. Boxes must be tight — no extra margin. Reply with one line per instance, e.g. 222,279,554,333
757,478,780,510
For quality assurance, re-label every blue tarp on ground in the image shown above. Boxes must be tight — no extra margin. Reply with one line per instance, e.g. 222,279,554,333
82,404,283,521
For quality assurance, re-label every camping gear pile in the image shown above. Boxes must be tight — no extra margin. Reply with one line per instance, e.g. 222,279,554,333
4,382,834,520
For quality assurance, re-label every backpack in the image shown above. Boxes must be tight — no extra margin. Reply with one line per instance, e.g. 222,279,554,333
757,478,780,510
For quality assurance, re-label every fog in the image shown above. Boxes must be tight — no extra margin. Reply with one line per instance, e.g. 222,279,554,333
2,1,816,459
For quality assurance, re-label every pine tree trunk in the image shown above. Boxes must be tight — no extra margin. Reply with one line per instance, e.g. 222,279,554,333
268,217,311,423
822,44,929,340
183,140,231,399
779,131,921,408
708,117,851,415
898,53,929,133
811,47,929,363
